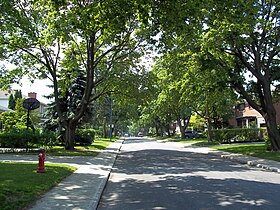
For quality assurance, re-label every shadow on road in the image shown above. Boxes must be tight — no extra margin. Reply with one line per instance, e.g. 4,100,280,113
98,140,280,210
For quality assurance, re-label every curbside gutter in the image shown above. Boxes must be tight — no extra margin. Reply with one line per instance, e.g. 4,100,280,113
217,151,280,174
188,145,280,174
90,139,124,210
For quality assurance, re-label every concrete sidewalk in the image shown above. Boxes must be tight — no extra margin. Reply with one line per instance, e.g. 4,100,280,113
0,139,124,210
0,140,123,210
30,139,123,210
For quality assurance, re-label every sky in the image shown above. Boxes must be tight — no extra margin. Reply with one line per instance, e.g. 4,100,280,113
12,77,53,104
1,61,52,104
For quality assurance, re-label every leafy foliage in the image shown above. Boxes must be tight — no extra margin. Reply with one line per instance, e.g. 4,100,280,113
211,128,267,144
0,128,58,149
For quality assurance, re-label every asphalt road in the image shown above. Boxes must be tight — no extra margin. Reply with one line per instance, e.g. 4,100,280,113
97,138,280,210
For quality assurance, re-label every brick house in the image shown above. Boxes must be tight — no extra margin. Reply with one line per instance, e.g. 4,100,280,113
229,101,280,128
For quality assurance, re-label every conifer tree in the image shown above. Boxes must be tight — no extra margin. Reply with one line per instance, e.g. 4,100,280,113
8,94,16,110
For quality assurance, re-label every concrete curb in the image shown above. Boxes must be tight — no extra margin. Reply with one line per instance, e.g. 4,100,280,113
220,152,280,173
91,139,124,210
206,149,280,174
183,144,280,174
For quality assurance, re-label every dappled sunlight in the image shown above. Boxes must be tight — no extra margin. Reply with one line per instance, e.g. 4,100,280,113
98,139,280,210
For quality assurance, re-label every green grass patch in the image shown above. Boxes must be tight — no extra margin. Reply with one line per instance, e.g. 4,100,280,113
212,143,280,162
47,138,115,156
2,138,116,156
167,137,280,162
0,162,76,210
169,138,219,146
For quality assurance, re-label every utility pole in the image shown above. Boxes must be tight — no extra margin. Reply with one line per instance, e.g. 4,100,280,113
109,96,113,142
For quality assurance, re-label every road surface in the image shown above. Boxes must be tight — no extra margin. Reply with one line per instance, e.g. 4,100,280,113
97,138,280,210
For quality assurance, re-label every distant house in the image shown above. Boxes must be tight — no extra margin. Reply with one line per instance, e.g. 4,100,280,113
0,90,11,108
0,90,46,114
26,92,47,114
0,105,12,113
229,101,280,128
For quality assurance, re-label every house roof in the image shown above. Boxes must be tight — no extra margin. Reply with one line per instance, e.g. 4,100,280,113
0,105,13,112
0,90,12,97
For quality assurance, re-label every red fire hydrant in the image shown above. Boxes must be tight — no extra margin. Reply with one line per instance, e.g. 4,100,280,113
37,148,46,173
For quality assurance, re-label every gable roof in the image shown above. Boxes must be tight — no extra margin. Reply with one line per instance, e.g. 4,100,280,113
0,105,13,112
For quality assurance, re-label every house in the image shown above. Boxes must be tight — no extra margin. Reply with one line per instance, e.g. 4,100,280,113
229,101,280,128
26,92,47,114
0,105,12,113
0,90,11,108
0,90,46,114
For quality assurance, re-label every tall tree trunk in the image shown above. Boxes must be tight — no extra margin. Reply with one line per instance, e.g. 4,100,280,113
64,122,77,151
177,117,190,139
165,123,171,137
155,123,160,136
263,104,280,151
103,117,108,138
179,125,186,139
206,117,213,143
171,122,176,136
205,99,213,142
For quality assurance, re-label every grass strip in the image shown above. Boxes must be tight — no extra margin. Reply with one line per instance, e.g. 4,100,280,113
0,162,76,210
0,138,116,156
47,138,115,156
168,138,280,162
211,143,280,162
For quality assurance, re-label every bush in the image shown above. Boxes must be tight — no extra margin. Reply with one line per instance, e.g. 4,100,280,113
39,130,59,149
211,128,266,144
0,128,57,149
77,128,95,140
75,128,95,146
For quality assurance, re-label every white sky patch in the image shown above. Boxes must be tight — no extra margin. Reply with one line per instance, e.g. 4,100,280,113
12,77,53,104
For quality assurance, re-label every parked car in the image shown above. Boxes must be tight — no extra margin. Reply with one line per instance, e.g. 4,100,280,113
137,132,143,137
185,130,199,139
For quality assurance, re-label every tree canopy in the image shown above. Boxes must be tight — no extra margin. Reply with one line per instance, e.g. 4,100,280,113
1,0,279,150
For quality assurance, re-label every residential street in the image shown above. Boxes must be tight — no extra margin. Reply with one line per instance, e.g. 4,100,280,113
97,138,280,210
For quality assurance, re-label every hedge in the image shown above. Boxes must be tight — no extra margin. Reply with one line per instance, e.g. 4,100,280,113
76,128,95,140
0,128,58,150
211,128,266,144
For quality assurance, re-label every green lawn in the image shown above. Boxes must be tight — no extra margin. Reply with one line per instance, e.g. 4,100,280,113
47,138,116,156
212,143,280,162
169,138,218,146
0,162,76,210
169,137,280,162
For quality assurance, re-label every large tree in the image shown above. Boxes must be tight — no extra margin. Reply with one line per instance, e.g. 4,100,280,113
0,0,150,150
151,0,280,151
201,0,280,150
151,54,192,138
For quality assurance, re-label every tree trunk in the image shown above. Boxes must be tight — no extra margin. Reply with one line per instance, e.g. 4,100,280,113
103,117,108,138
171,122,176,136
177,118,189,139
64,122,76,151
205,100,213,142
179,125,186,139
206,117,213,143
165,124,171,137
263,108,280,151
155,124,161,136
